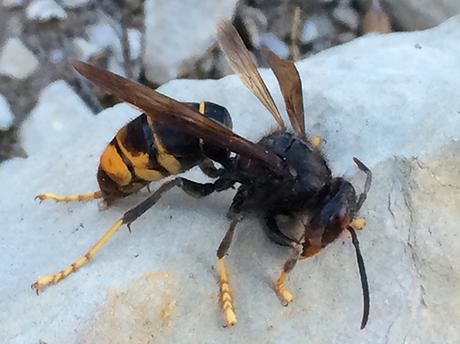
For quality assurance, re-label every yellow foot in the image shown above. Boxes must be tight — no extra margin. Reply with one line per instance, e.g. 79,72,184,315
309,135,323,149
217,258,237,326
35,191,102,203
32,219,124,294
276,271,294,305
350,217,366,230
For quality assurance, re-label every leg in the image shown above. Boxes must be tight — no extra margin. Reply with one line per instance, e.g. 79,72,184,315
276,242,303,305
32,177,229,292
216,187,247,327
199,158,223,179
266,215,303,305
264,215,299,247
36,190,103,203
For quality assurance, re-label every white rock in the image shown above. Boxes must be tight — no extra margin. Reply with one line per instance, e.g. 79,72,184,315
128,28,142,60
1,15,460,344
0,37,39,79
300,14,336,44
26,0,67,21
72,37,102,60
86,22,119,53
84,23,142,76
358,0,460,30
20,80,93,156
61,0,88,9
300,19,320,44
2,0,23,8
259,32,290,59
0,94,14,130
332,5,360,31
143,0,239,84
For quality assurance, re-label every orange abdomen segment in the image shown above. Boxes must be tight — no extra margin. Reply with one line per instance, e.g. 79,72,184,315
99,143,132,186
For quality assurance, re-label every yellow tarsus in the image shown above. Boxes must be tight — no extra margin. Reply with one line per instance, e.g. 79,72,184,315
217,258,237,326
276,271,293,304
32,219,124,291
36,191,102,203
350,217,366,230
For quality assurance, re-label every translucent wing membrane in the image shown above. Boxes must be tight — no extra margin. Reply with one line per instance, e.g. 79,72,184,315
262,48,305,137
216,21,286,130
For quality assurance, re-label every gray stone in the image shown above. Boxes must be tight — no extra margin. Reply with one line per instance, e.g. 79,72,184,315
143,0,239,84
0,94,14,130
2,0,23,8
0,37,39,79
61,0,88,9
26,0,67,21
358,0,460,30
1,15,460,344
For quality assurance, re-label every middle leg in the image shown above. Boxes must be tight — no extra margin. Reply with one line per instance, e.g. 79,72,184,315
215,186,248,327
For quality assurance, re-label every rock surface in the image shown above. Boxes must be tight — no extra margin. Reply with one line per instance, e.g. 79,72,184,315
0,37,39,79
0,94,14,130
1,16,460,344
26,0,67,22
61,0,88,9
143,0,239,84
358,0,460,30
2,0,23,8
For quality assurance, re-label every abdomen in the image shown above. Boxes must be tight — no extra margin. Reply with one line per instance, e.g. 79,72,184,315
97,101,231,202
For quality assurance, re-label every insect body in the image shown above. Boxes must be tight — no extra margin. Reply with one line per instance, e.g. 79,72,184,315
97,102,232,203
33,22,372,329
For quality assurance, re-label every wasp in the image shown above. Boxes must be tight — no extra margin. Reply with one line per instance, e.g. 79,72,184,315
33,22,372,329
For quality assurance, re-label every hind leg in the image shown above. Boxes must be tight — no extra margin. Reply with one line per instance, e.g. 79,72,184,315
32,177,232,292
36,191,103,203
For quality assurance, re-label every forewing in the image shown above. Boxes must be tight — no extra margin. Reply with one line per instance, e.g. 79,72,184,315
216,21,285,130
70,59,283,174
263,48,305,137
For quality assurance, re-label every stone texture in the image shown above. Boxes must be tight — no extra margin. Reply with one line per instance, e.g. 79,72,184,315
143,0,239,84
0,94,14,130
61,0,88,9
2,0,23,8
0,37,39,79
83,23,142,77
20,80,93,155
1,15,460,344
26,0,67,21
358,0,460,30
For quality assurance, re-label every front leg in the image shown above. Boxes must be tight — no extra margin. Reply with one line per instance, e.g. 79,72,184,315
266,215,303,305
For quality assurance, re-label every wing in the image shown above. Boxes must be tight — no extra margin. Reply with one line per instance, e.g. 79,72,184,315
262,48,305,138
70,59,283,174
216,21,286,130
